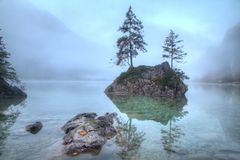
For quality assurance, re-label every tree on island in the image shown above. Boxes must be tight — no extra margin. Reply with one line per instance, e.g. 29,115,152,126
162,30,189,80
115,6,147,68
0,30,20,84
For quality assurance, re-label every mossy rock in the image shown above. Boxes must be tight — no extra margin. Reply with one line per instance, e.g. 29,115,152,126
105,62,187,98
116,66,150,84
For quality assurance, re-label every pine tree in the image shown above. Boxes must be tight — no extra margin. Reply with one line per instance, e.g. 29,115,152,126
0,30,19,84
162,30,187,69
116,6,147,68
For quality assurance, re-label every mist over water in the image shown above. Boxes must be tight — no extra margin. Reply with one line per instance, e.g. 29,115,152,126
0,0,240,81
200,23,240,82
1,1,240,159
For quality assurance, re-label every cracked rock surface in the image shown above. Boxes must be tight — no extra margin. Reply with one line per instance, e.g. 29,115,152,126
62,112,117,156
105,62,187,98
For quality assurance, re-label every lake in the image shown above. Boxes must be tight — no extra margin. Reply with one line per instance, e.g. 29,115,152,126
0,81,240,160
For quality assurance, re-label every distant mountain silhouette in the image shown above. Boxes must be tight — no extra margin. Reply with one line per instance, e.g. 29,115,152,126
0,0,104,80
202,23,240,82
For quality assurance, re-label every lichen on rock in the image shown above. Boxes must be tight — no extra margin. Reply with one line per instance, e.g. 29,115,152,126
61,112,117,156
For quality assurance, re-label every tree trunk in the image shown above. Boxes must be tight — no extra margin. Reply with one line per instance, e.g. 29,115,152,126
130,53,133,68
129,42,133,68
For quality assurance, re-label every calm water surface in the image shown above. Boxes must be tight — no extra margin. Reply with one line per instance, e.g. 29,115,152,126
0,81,240,160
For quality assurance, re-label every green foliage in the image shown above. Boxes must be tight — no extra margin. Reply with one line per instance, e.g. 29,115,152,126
154,69,177,89
116,64,187,93
0,32,19,84
162,30,189,82
162,30,187,69
116,65,149,84
174,68,189,81
115,6,147,68
154,68,189,92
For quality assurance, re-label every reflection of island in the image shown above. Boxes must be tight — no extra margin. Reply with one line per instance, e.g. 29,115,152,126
106,94,188,155
107,95,187,125
0,98,25,154
115,117,145,160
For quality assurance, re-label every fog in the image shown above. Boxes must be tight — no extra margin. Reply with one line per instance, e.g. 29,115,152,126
200,23,240,82
0,0,240,81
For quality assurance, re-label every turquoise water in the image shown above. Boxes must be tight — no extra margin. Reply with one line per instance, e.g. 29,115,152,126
0,81,240,160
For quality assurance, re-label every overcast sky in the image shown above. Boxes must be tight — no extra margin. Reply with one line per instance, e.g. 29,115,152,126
0,0,240,80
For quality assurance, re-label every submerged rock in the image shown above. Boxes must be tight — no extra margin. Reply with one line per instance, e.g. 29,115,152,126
26,121,43,134
0,111,7,119
0,78,27,99
0,111,20,120
105,62,187,98
62,112,117,156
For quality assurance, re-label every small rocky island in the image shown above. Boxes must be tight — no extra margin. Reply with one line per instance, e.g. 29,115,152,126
105,62,187,98
62,113,117,156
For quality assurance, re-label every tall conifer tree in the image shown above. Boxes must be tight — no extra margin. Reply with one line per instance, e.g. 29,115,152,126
0,30,19,84
162,30,187,69
116,6,147,68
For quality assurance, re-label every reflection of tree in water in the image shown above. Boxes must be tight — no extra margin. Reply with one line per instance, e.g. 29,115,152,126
106,94,188,157
115,117,145,160
161,110,188,153
0,98,25,155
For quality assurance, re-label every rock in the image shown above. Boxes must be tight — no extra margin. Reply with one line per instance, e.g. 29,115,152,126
0,111,7,119
62,112,117,156
26,121,43,134
105,61,187,98
0,78,27,99
62,113,98,134
0,111,5,116
0,112,17,120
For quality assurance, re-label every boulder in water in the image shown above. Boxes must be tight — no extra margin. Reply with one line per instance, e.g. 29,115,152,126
26,121,43,134
62,112,117,156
